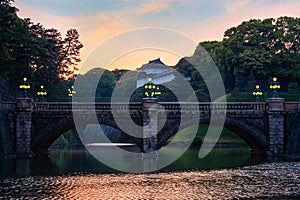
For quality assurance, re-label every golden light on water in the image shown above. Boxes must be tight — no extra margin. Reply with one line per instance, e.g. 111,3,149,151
2,162,299,199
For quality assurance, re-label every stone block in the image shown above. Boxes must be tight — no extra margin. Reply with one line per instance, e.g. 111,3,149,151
267,98,284,112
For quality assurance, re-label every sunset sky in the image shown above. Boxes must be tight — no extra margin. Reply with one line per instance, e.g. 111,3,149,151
14,0,300,74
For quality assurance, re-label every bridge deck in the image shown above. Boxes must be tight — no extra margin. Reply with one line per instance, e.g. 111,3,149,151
1,101,299,112
1,101,267,111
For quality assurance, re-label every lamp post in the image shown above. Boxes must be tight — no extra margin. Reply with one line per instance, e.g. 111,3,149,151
37,85,47,102
270,77,280,98
144,78,161,99
19,77,30,98
68,85,76,101
252,85,263,102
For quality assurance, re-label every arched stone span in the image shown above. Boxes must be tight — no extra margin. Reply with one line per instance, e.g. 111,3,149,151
31,116,123,153
5,98,293,156
158,117,268,153
32,116,75,153
32,114,268,154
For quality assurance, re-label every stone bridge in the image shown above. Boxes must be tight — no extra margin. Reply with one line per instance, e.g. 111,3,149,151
1,98,299,157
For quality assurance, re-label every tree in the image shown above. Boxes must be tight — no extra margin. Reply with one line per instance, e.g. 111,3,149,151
75,68,116,101
271,17,300,82
0,1,84,101
214,17,300,91
58,29,83,79
0,0,34,79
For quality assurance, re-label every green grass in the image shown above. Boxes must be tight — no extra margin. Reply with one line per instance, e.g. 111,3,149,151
169,125,247,146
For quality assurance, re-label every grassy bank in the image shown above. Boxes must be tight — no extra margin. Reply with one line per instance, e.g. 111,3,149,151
170,125,247,147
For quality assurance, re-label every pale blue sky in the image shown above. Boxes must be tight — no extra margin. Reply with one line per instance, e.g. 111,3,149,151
17,0,224,16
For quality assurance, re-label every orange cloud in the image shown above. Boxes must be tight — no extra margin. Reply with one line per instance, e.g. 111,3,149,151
136,0,190,15
78,19,129,72
15,4,77,34
136,1,172,15
225,0,251,12
14,3,134,73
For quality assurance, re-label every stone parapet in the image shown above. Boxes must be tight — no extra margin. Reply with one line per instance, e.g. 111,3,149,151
267,98,284,112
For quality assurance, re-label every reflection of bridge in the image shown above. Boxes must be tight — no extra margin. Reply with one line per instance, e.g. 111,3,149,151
2,98,299,157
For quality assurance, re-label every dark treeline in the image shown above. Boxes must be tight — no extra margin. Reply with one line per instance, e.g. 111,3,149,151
177,16,300,101
0,0,83,101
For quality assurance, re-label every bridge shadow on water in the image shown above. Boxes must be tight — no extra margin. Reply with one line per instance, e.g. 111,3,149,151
2,120,300,178
1,145,293,178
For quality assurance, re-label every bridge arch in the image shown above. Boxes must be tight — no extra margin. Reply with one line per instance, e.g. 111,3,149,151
158,117,268,154
32,115,268,154
31,116,124,153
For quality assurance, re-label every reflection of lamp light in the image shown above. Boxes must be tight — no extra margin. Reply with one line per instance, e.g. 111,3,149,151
19,77,30,98
270,77,280,98
252,85,262,102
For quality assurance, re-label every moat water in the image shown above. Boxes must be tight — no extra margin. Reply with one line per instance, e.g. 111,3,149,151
0,146,299,199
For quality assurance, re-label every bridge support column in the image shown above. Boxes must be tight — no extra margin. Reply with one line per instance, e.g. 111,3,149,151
15,98,34,157
267,98,285,155
142,98,158,153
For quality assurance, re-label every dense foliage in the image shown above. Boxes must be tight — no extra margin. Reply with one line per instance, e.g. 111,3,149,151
75,68,116,102
176,17,300,101
0,0,83,101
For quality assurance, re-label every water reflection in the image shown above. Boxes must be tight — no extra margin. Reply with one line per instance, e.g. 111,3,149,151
1,146,300,199
0,162,299,199
0,146,270,178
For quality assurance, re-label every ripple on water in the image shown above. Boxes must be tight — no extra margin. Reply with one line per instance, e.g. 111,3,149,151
0,162,300,199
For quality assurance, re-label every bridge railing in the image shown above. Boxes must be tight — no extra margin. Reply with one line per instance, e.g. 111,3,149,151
284,102,299,112
3,101,299,112
33,102,143,112
160,102,266,111
33,102,267,111
34,103,72,111
1,102,16,111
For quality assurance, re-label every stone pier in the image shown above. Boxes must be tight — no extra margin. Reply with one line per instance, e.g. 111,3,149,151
267,98,285,155
142,98,159,153
15,98,34,157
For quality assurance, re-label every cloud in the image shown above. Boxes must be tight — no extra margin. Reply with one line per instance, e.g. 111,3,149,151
14,2,134,73
136,0,190,15
13,0,300,73
225,0,251,12
137,2,171,14
14,4,77,34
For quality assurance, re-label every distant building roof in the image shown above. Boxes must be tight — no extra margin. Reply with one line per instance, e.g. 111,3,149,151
136,58,176,88
137,58,169,71
148,58,165,65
